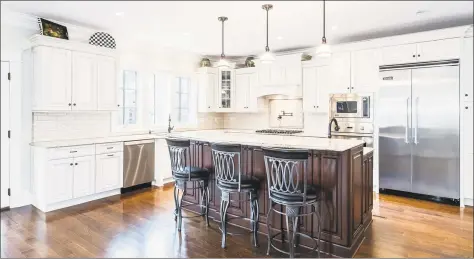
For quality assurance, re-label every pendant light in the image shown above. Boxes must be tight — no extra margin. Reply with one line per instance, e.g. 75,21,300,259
217,16,230,67
260,4,276,64
315,0,331,57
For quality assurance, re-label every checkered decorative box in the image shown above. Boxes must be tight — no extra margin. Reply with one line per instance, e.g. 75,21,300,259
89,32,116,49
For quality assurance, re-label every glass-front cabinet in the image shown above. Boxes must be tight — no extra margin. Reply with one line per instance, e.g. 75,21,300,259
217,68,234,110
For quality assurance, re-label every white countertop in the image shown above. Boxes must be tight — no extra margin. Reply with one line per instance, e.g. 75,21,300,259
30,133,167,148
168,130,364,152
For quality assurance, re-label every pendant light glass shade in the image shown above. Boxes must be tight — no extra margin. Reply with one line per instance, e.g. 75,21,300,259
260,4,275,64
315,0,331,58
216,58,230,67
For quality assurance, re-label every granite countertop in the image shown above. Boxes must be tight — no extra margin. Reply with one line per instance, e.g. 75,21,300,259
363,147,374,156
30,133,167,148
168,130,365,152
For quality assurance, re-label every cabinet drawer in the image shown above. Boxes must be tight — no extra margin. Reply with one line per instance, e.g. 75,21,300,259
96,142,123,154
48,145,95,159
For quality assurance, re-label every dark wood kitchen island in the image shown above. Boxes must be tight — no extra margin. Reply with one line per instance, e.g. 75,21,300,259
167,131,374,257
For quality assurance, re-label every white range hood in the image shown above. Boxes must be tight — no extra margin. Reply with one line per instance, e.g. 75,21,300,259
255,85,303,99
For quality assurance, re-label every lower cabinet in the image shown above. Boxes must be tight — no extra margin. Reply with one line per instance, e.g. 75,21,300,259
46,158,74,204
95,152,123,193
73,155,96,198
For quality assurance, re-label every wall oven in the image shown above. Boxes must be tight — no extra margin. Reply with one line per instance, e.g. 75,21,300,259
330,93,372,120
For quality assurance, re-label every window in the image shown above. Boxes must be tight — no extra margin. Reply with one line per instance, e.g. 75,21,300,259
150,72,170,127
118,70,137,126
172,77,191,124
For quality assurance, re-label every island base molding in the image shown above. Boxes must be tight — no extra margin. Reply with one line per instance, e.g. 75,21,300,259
178,141,373,258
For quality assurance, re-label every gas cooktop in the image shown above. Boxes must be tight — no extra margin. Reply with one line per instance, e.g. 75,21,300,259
255,129,303,135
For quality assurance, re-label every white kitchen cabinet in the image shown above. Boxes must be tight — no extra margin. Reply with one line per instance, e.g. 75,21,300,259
464,153,473,200
197,67,218,112
46,158,74,204
235,68,258,112
351,48,382,93
257,53,302,86
72,155,96,199
302,65,330,113
381,43,417,65
416,38,460,63
462,37,473,102
464,102,473,154
216,68,235,111
72,52,98,110
33,46,72,111
329,52,352,93
95,152,123,193
97,56,118,110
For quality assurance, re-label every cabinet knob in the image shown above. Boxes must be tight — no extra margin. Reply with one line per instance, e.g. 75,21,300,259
466,106,469,109
70,163,73,166
418,54,420,57
465,93,469,97
412,54,416,58
117,104,120,107
351,87,354,89
313,105,316,108
68,103,72,106
75,163,78,165
347,87,349,90
208,106,211,108
317,106,319,108
73,103,76,106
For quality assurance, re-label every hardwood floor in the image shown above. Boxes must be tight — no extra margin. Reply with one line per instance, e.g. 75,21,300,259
1,186,472,258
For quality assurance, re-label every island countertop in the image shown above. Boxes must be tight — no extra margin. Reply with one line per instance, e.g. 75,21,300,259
168,130,365,152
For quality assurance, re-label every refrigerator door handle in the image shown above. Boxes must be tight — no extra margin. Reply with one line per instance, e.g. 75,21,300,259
414,97,419,145
405,97,410,144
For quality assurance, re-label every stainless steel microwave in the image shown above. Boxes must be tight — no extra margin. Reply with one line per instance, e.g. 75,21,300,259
330,93,372,119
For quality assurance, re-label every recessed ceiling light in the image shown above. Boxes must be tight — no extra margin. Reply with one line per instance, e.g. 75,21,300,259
331,25,338,31
277,36,283,40
115,12,125,16
416,10,429,16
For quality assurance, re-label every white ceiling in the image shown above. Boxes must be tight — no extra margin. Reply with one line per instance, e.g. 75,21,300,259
2,1,473,56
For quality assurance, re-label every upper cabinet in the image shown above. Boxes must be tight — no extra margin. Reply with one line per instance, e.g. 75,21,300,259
351,48,382,93
302,64,330,113
462,37,473,102
235,68,258,112
197,67,218,113
258,53,302,86
381,38,460,66
28,35,118,112
217,68,235,111
329,52,352,93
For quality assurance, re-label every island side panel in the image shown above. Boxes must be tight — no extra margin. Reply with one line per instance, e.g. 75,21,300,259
351,146,365,242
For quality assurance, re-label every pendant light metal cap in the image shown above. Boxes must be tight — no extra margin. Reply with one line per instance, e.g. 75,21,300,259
259,51,276,64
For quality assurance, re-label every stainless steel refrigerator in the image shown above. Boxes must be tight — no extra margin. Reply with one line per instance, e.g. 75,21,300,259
378,60,460,200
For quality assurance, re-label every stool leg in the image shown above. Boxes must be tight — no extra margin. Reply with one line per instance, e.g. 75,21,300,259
316,206,322,258
250,192,259,247
174,185,184,232
205,185,210,226
266,200,273,255
220,192,230,248
173,184,179,222
285,215,294,258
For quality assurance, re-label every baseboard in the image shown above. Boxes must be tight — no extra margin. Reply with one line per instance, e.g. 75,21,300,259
464,198,473,207
163,177,174,184
0,206,10,212
43,189,121,213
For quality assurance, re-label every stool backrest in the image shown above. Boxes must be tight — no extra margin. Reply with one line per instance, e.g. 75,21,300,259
166,138,190,180
211,143,242,191
263,147,309,204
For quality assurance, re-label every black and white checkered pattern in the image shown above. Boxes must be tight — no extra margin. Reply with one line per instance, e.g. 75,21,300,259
89,32,116,49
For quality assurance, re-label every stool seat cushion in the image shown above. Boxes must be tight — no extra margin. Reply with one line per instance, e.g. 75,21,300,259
174,166,210,180
271,184,322,203
217,175,261,190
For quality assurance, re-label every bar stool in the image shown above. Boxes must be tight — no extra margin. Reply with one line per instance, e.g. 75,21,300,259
166,138,210,231
263,147,323,258
211,143,260,248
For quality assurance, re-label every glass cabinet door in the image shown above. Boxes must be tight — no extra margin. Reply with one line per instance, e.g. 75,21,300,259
219,69,232,109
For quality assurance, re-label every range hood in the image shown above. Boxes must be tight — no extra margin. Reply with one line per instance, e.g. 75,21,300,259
255,85,303,99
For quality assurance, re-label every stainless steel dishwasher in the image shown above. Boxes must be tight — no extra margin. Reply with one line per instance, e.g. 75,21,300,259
123,139,155,189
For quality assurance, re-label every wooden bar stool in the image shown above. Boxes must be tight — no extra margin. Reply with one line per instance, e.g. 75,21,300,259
211,143,261,248
166,138,210,231
263,147,323,258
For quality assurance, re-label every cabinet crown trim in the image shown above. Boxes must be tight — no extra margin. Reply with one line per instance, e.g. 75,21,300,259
29,34,117,57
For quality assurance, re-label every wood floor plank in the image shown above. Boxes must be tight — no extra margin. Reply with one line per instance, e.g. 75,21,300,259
1,187,472,258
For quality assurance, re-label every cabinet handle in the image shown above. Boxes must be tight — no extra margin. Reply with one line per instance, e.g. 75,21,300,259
75,163,78,165
106,147,114,149
70,163,73,166
70,151,77,153
107,154,114,157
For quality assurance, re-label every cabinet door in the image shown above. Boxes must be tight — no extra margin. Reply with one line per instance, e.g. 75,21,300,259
462,37,473,102
33,46,72,111
302,66,318,112
247,72,258,112
315,66,331,113
381,43,417,65
464,153,473,200
73,155,95,198
207,73,217,111
279,54,302,86
97,56,117,110
217,69,234,111
258,63,271,86
46,158,74,204
464,102,473,154
270,61,285,85
235,73,249,112
72,51,98,110
197,68,217,113
416,38,461,63
95,152,123,193
351,48,381,93
329,52,351,93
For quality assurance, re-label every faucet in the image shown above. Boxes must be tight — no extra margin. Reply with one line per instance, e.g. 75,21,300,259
277,110,293,120
168,114,174,133
328,117,340,138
